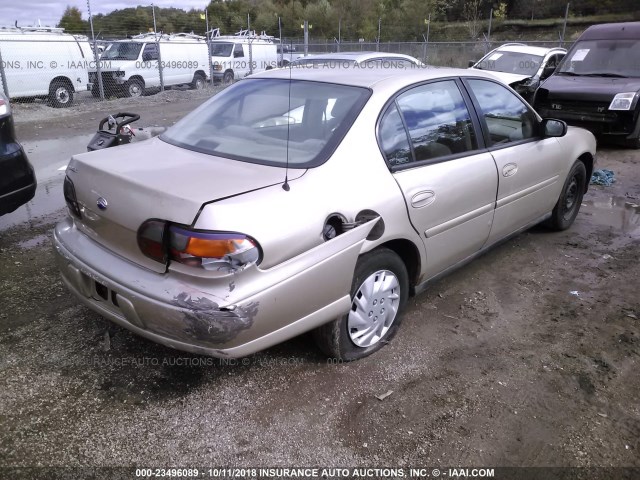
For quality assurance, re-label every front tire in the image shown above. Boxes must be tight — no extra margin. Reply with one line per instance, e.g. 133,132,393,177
626,124,640,149
49,80,73,108
222,70,234,85
125,78,144,98
546,160,587,231
313,248,409,361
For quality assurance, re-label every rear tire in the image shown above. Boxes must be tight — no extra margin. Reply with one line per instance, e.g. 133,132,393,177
191,73,206,90
49,80,73,108
313,248,409,361
546,161,587,231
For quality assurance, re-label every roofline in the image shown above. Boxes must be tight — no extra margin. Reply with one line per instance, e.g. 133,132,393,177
579,21,640,40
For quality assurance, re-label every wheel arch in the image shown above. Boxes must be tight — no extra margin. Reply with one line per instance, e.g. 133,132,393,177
128,75,145,86
577,152,594,193
50,76,76,93
375,238,422,294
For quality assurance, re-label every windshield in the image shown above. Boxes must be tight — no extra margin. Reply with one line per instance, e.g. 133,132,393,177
558,39,640,77
211,42,233,57
161,79,371,168
475,51,543,76
103,42,142,61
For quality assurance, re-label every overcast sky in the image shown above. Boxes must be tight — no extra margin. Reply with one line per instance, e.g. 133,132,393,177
1,1,207,28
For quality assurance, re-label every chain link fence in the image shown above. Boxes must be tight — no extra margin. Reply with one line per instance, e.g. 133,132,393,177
0,21,625,110
0,29,224,108
0,31,575,108
298,39,572,68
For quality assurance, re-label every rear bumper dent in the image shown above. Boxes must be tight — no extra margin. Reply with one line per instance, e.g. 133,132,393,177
54,216,376,357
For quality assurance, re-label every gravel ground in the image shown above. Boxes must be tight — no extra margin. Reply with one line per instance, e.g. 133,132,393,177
12,87,225,140
1,90,639,478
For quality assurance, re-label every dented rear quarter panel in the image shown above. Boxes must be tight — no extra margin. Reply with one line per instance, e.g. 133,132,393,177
55,215,380,354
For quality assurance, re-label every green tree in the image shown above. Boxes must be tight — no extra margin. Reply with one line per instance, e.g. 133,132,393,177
57,6,88,34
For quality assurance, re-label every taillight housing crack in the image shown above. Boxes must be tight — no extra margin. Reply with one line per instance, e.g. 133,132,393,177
137,219,261,273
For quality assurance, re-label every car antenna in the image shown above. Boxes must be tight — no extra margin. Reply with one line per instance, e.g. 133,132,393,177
281,16,291,192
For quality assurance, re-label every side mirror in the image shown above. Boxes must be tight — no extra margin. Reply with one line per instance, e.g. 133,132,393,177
142,52,157,61
234,50,243,58
542,118,567,137
468,60,476,68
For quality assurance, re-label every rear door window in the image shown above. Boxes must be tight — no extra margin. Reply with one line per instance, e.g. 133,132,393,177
378,80,479,167
396,80,478,162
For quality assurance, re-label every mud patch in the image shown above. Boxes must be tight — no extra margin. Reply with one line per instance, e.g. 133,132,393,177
91,354,209,404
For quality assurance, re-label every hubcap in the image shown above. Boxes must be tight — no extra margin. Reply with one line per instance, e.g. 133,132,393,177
348,270,400,348
55,87,70,104
564,176,579,216
129,84,142,97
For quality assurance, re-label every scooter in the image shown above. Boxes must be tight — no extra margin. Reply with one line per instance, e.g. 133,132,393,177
87,113,167,152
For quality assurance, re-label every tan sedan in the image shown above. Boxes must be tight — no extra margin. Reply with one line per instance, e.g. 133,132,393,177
55,67,596,361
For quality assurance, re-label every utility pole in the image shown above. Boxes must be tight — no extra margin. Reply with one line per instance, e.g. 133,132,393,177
247,14,254,75
377,18,381,52
152,3,164,92
422,13,430,65
278,16,283,66
561,3,570,47
0,47,9,97
206,9,213,88
87,0,104,99
303,20,309,56
337,17,341,53
487,8,493,42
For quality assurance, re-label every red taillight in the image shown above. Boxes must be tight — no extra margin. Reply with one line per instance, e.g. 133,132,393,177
137,220,168,263
63,176,82,219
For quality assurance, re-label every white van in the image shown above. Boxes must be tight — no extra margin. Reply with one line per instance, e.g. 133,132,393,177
93,33,210,97
209,29,278,83
0,27,93,108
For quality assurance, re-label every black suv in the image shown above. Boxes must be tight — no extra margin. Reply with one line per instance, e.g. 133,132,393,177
534,22,640,148
0,92,36,215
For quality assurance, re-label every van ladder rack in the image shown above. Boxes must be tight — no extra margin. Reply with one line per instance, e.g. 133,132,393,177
207,28,275,42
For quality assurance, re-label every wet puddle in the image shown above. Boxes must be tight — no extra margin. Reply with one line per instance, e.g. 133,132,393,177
17,233,51,250
0,176,66,231
0,134,92,231
581,196,640,238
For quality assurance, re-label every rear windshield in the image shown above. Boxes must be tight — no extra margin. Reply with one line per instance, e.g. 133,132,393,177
211,42,233,57
161,79,371,168
557,39,640,77
475,51,543,76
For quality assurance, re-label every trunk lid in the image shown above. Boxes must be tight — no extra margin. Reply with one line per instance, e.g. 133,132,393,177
66,137,303,272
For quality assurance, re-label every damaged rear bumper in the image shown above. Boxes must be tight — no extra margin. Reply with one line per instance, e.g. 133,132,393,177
53,216,375,358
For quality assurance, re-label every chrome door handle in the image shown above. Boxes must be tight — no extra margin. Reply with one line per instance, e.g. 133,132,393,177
411,190,436,208
502,163,518,177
